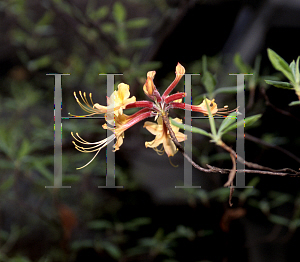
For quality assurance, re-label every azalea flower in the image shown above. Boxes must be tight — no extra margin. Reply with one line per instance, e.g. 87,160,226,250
71,62,232,168
72,83,136,117
72,110,152,169
144,116,186,157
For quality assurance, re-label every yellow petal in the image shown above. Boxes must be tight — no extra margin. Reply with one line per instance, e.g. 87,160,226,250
143,121,163,136
117,83,130,101
176,63,185,75
163,136,177,157
93,103,107,113
196,98,218,115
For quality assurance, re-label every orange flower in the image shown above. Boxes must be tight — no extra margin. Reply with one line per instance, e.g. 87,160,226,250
144,116,186,157
106,83,136,116
73,83,136,117
193,98,218,115
143,71,156,97
71,113,129,169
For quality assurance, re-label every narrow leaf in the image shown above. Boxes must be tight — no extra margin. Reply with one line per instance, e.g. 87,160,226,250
202,71,216,95
88,220,113,230
126,18,149,28
234,53,252,73
269,214,290,227
170,118,212,138
267,48,295,83
113,2,126,23
296,56,300,84
289,101,300,106
222,114,262,134
290,60,296,77
128,38,152,48
264,80,294,89
217,112,237,136
89,6,109,21
213,85,244,96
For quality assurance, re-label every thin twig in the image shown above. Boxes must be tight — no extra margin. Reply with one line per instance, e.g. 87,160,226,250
163,114,300,176
245,133,300,164
260,87,300,122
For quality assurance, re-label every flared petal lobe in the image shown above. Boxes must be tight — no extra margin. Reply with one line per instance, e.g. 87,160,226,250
107,83,136,116
192,98,218,115
144,117,186,157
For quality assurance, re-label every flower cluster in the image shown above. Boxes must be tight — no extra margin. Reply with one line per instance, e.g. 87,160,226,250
71,63,229,169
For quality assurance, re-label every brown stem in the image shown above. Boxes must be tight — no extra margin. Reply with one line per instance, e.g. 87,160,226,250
260,87,300,122
161,114,209,173
162,115,300,179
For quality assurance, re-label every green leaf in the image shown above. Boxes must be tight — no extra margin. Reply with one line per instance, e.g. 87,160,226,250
113,2,126,23
101,22,116,33
217,112,237,136
27,55,51,71
222,114,262,134
269,214,290,227
290,60,296,77
100,241,122,260
36,11,54,27
296,56,300,84
170,118,212,138
115,28,127,46
289,219,300,231
247,176,260,187
202,71,216,96
62,175,81,183
89,6,109,21
88,220,113,230
204,98,217,138
212,85,244,96
18,139,32,159
126,17,149,28
267,48,295,83
128,38,152,48
0,176,14,192
123,217,151,231
289,101,300,106
264,80,294,89
234,53,252,73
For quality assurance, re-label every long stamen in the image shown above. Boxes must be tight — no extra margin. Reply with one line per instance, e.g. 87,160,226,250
71,132,107,145
72,133,115,169
71,91,106,116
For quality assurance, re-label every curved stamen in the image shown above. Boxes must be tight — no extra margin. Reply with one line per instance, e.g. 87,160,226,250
71,133,115,169
70,91,107,116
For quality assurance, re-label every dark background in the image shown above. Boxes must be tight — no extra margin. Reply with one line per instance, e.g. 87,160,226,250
0,0,300,261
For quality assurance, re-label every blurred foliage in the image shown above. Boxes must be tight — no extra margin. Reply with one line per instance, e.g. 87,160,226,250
0,0,300,261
